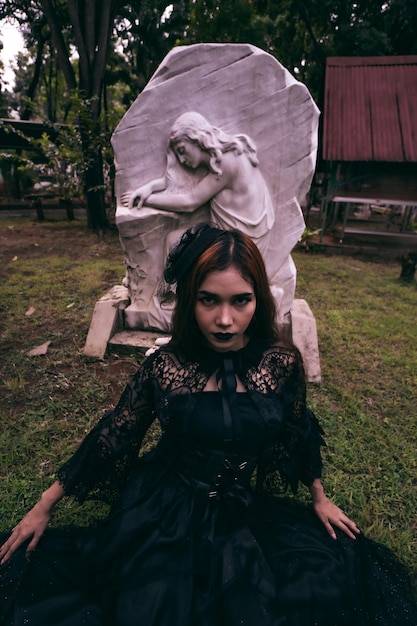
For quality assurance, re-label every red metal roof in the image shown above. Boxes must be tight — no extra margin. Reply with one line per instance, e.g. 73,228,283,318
322,56,417,162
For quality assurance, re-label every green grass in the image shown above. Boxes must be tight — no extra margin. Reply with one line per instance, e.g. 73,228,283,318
0,218,416,572
294,250,417,565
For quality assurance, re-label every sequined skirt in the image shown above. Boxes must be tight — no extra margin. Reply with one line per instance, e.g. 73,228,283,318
1,447,416,626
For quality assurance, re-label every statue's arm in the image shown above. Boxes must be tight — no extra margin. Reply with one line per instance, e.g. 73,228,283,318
121,177,168,209
144,171,228,213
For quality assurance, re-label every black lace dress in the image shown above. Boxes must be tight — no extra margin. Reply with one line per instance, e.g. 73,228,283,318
1,343,416,626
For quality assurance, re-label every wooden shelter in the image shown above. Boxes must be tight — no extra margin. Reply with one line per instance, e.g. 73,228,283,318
320,56,417,241
0,118,60,150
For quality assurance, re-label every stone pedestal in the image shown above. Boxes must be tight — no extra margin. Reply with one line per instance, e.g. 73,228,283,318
290,299,321,383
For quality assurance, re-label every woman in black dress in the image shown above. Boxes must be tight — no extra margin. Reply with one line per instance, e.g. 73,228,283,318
1,223,416,625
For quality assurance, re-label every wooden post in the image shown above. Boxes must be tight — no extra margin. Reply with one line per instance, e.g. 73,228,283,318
400,253,417,281
31,198,45,222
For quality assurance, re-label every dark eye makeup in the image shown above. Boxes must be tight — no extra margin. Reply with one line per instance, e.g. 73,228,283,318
197,291,254,306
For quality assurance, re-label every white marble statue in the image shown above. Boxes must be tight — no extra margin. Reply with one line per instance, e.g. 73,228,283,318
113,44,319,332
125,112,273,246
121,111,287,312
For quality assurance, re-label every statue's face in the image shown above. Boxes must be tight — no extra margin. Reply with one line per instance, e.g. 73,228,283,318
172,137,208,170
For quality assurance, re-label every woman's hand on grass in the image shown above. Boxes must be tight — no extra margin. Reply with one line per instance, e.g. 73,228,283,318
0,501,51,564
309,479,360,540
313,497,360,540
0,481,65,564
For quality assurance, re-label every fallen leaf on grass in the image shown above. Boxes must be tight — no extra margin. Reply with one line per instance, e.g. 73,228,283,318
28,340,51,357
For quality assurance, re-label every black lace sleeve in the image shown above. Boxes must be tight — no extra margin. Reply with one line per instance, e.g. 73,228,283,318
254,346,325,495
56,357,157,504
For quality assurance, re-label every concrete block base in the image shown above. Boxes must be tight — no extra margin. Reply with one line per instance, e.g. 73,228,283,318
108,330,167,355
83,286,130,359
84,292,321,383
290,299,321,383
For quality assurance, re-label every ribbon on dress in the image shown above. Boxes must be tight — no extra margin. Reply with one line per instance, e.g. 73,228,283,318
216,356,243,442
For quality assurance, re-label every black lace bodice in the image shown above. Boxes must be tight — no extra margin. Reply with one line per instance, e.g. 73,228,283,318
56,341,324,504
178,392,266,455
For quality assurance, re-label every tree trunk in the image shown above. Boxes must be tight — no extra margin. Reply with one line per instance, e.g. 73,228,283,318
40,0,77,91
21,29,47,121
83,143,108,234
41,0,113,232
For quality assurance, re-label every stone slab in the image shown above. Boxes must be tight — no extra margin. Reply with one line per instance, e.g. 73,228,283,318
83,286,130,359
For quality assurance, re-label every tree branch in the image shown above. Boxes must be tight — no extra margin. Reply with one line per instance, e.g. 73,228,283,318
40,0,77,91
67,0,91,92
91,0,115,118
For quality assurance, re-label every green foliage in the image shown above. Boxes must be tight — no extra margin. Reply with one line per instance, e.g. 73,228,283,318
181,0,417,102
185,0,260,43
12,45,70,122
3,0,417,116
20,125,86,200
2,0,417,227
298,227,321,245
0,82,12,117
0,93,116,202
383,0,417,54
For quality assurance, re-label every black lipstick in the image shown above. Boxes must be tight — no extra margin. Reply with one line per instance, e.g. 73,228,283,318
212,333,234,341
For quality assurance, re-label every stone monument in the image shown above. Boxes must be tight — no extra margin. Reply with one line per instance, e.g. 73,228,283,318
113,43,319,328
84,43,321,381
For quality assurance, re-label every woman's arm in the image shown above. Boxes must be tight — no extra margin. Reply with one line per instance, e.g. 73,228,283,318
1,357,158,564
0,481,65,564
309,479,360,540
260,347,359,541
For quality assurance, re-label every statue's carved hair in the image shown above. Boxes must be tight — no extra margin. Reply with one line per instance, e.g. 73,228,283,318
169,112,259,177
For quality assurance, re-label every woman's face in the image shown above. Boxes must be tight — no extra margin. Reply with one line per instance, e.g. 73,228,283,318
194,267,256,352
172,137,208,170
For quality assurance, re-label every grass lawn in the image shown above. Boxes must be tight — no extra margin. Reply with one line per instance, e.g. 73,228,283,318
0,216,416,574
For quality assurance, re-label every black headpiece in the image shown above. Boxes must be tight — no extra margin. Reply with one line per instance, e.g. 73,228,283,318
164,223,226,284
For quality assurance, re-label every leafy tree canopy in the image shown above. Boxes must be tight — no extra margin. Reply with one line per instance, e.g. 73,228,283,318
1,0,416,228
